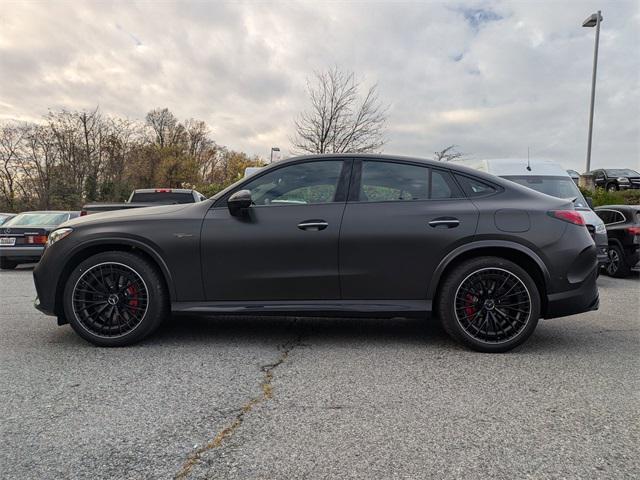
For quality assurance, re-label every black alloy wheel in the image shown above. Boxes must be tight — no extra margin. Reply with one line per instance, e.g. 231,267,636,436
606,245,630,278
72,262,149,338
454,268,531,344
64,251,168,346
437,256,540,353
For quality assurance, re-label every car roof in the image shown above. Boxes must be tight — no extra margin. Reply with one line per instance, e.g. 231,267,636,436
272,153,516,185
451,158,571,177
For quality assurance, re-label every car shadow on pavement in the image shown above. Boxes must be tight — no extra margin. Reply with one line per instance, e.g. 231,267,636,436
151,314,454,348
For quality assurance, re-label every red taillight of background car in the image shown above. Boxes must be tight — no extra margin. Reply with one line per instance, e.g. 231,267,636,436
80,210,87,216
627,226,640,235
26,235,48,244
547,210,586,226
155,188,172,193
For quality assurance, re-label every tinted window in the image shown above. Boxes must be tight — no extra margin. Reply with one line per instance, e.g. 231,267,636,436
502,175,588,208
597,209,626,225
431,170,463,199
130,192,195,204
242,160,343,206
455,175,497,197
605,169,639,177
359,161,428,202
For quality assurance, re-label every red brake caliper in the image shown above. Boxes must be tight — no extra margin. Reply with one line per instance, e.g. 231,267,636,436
127,285,139,308
464,293,476,318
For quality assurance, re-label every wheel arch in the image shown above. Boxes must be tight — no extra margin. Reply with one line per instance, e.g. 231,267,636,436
428,241,550,316
53,238,175,321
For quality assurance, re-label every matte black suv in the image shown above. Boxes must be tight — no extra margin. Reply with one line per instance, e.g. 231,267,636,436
590,169,640,192
595,205,640,277
33,154,599,352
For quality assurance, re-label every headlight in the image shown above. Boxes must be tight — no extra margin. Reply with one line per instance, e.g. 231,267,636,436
46,228,73,248
617,177,629,182
595,223,606,234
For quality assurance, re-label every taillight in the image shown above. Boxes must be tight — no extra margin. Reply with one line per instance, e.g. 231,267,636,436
627,226,640,236
80,210,87,216
26,235,48,244
547,210,586,226
155,188,172,193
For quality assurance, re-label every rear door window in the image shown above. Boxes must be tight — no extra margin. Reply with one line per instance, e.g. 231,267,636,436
359,161,429,202
431,170,463,199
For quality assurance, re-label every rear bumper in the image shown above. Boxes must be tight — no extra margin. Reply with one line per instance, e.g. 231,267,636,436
0,246,44,262
545,273,599,319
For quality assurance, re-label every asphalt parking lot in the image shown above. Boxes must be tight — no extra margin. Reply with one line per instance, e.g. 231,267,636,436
1,266,638,479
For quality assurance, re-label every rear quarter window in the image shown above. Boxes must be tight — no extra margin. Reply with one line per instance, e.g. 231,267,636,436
454,174,498,198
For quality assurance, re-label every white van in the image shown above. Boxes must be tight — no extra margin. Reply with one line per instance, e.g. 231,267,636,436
453,158,609,267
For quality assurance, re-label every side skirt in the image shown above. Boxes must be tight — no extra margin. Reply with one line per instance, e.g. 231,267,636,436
171,299,432,318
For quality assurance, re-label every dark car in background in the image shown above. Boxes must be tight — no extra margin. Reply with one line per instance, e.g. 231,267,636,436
590,169,640,192
0,211,79,269
0,213,16,225
33,154,599,353
81,188,206,215
595,205,640,277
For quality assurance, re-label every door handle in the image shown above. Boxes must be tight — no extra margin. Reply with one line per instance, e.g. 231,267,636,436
429,218,460,228
298,220,329,231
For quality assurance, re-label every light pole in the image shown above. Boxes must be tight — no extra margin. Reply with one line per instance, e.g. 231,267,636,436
582,10,602,173
270,147,280,163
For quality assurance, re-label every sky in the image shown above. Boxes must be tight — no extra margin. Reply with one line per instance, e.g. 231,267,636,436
0,0,638,172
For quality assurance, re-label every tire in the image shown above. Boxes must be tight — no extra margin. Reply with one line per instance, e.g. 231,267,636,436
63,251,169,347
0,257,18,270
605,244,631,278
606,183,618,192
437,256,541,353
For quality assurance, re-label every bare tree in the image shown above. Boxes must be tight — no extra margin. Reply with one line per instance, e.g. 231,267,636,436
433,145,464,162
292,67,388,154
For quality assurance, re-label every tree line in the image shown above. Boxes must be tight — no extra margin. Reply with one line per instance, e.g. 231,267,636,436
0,107,264,212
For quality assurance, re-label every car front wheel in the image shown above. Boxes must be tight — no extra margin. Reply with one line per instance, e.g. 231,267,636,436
606,183,618,192
437,256,541,353
63,251,169,347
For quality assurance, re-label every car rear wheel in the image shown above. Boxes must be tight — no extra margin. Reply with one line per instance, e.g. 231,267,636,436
605,245,630,278
437,256,540,353
0,257,17,270
63,251,169,347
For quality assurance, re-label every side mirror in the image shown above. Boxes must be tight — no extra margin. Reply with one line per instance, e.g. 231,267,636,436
228,189,252,216
585,196,594,209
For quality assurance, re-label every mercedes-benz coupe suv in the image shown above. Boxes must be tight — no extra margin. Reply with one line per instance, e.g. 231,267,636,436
33,154,599,352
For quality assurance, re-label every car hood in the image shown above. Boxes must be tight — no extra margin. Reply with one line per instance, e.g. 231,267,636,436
62,204,191,228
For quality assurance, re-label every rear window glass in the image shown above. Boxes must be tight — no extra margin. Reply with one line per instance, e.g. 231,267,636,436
4,213,69,226
502,175,588,209
454,175,497,197
130,192,194,204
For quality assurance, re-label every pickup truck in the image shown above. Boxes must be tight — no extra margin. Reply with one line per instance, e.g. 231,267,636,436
81,188,207,216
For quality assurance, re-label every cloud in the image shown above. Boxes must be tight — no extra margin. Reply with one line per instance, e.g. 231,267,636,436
0,0,638,171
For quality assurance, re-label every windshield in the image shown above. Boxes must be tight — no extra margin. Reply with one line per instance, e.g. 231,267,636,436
502,175,589,209
4,212,70,227
605,169,639,177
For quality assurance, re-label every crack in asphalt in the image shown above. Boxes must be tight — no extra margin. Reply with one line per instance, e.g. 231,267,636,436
174,334,302,480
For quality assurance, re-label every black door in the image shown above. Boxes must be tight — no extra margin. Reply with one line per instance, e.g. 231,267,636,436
594,170,605,187
339,159,479,299
201,159,351,301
